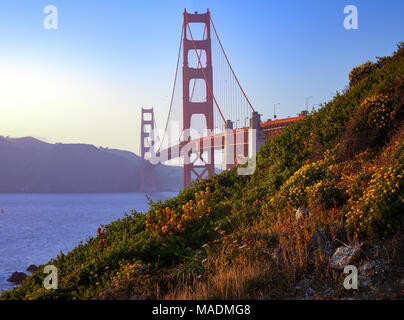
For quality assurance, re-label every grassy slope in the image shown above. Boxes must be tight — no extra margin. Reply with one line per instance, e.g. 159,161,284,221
1,44,403,300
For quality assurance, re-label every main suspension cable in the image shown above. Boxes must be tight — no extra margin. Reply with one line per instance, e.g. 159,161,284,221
210,16,255,113
156,21,184,153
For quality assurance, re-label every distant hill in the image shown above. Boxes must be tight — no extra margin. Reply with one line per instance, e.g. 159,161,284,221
0,136,183,193
2,136,52,151
100,147,143,166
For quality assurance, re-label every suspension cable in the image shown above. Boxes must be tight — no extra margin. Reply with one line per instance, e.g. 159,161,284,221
210,16,255,113
156,21,184,153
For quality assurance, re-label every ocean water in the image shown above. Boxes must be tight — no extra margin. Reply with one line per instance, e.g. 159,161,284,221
0,192,177,292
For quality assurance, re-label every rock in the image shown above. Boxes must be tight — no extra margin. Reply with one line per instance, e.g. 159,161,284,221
358,275,372,288
7,272,27,284
359,261,377,276
296,278,311,292
322,288,332,297
304,287,314,300
295,207,308,220
330,245,361,269
307,230,333,257
26,264,39,272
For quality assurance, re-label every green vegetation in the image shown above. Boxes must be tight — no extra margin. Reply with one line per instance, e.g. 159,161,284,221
1,43,403,300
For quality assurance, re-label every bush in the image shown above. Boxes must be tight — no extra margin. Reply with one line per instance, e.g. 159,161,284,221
346,163,404,238
349,61,379,87
354,93,394,135
146,187,212,238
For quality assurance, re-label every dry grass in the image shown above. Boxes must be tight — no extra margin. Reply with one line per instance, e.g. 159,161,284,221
161,205,346,300
163,255,270,300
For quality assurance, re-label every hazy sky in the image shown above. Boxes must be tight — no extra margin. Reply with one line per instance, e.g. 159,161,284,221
0,0,403,155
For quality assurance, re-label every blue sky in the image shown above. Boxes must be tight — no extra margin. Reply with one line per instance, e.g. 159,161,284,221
0,0,403,154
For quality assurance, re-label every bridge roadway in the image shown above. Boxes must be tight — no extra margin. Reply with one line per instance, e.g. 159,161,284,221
153,115,303,163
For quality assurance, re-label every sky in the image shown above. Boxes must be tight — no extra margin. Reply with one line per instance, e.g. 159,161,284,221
0,0,403,155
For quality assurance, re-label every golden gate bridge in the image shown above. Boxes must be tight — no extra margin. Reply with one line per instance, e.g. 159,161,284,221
140,9,305,190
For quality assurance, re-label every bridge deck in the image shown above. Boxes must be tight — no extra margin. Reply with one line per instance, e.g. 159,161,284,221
155,116,303,162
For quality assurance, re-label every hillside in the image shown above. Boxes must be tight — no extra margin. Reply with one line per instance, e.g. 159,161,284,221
1,43,403,300
0,137,183,192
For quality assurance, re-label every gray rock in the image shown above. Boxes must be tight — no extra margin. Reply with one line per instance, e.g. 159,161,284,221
359,261,377,276
330,245,361,269
358,275,372,288
7,272,27,284
322,288,332,297
304,287,314,300
308,230,333,257
26,264,39,272
296,278,311,292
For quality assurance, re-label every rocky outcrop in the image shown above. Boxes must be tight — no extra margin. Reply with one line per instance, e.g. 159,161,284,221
307,230,333,258
26,264,39,272
330,245,362,269
359,261,378,276
7,272,27,284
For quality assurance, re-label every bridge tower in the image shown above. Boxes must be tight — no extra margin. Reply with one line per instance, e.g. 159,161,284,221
140,107,157,191
182,9,215,188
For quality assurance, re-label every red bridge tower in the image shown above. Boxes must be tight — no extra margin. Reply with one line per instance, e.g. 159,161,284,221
140,107,157,191
182,9,215,187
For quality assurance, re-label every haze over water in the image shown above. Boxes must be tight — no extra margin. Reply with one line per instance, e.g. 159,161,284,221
0,192,176,291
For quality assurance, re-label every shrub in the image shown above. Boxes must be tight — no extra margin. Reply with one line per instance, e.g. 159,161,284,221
346,163,404,238
354,93,394,135
146,187,212,238
306,179,342,208
338,92,398,160
278,159,328,209
349,61,379,87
